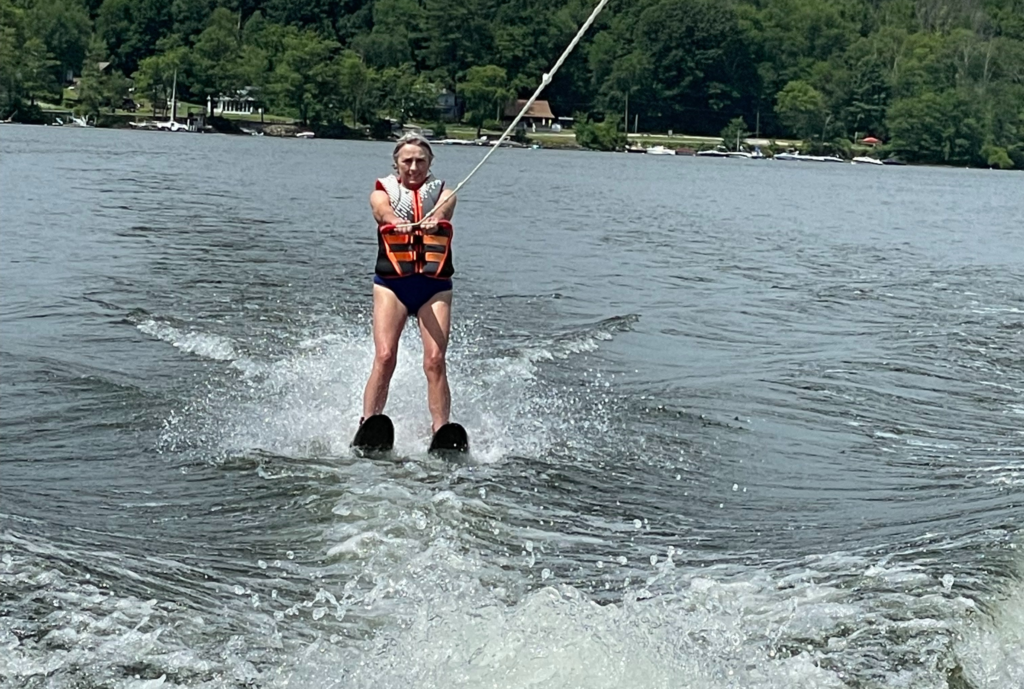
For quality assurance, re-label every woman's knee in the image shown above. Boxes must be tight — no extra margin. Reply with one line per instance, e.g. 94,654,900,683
422,350,447,378
374,346,399,372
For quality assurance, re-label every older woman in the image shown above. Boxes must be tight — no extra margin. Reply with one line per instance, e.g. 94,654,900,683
361,134,458,435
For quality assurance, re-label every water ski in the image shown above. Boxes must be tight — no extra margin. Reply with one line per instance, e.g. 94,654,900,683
428,422,469,454
351,414,394,452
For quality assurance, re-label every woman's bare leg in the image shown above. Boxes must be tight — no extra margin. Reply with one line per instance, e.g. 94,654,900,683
417,290,452,432
362,284,408,419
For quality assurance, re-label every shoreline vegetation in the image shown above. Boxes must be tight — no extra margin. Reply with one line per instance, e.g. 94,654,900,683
2,0,1022,169
0,104,938,165
4,103,828,160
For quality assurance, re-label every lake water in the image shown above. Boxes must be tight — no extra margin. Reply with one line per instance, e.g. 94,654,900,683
1,125,1022,688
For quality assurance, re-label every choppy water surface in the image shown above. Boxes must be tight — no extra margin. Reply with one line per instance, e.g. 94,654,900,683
1,126,1022,688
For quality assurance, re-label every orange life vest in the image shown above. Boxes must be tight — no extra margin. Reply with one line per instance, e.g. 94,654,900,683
374,175,455,279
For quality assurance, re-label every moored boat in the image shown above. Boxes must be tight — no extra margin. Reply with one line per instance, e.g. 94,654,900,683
775,152,845,163
696,148,730,158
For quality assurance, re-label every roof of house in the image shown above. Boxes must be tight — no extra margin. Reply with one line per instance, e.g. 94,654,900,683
504,99,555,119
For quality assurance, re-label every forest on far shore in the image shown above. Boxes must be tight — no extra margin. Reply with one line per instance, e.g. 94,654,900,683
2,0,1023,167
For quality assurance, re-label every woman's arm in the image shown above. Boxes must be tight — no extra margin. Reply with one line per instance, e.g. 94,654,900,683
420,189,457,232
434,189,457,221
370,189,404,227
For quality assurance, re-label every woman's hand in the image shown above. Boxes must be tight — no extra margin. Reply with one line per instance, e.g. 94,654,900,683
382,217,414,233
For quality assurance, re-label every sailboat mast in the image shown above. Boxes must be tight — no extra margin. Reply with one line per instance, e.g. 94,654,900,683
170,70,177,122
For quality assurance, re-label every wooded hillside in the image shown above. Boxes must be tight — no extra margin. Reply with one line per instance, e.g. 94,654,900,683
2,0,1022,166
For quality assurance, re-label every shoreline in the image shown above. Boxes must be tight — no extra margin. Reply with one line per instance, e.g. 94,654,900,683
6,116,1018,170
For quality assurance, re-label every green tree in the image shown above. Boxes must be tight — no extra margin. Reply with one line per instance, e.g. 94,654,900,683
491,0,576,92
76,38,130,117
720,116,747,151
632,0,755,133
350,0,420,69
458,64,511,136
27,0,91,83
263,0,358,40
742,0,860,97
374,63,439,124
775,79,827,140
980,80,1024,168
839,54,891,140
171,0,216,45
236,42,270,120
422,0,492,86
338,50,370,126
95,0,173,74
574,113,626,151
888,89,984,165
267,28,340,125
887,31,950,99
0,1,25,115
133,41,189,115
8,37,59,109
0,1,60,117
191,7,245,114
602,51,651,134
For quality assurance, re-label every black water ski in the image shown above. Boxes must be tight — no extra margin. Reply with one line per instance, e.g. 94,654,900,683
351,414,394,452
428,422,469,454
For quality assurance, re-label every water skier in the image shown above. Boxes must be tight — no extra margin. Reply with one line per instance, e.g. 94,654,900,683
360,133,458,434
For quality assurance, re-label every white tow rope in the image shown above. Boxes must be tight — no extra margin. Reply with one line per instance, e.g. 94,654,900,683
422,0,611,220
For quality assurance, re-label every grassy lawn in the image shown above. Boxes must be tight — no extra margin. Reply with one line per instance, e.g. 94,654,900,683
434,123,792,150
215,111,295,124
439,124,487,139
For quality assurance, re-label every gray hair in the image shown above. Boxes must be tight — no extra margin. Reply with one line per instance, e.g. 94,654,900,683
392,133,434,162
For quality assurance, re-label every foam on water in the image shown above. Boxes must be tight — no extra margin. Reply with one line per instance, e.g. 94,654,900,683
955,557,1024,688
264,541,1011,689
2,349,1018,689
4,523,1020,689
153,310,632,464
6,299,1017,689
137,318,240,363
0,543,279,689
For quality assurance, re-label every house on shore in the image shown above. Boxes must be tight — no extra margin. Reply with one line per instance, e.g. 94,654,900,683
503,99,556,130
210,89,259,116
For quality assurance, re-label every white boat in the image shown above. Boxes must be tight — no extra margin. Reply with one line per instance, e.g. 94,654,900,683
774,152,845,163
131,119,187,131
154,119,189,132
696,148,730,158
134,71,192,132
852,156,884,165
645,145,675,156
67,115,93,128
295,131,315,139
